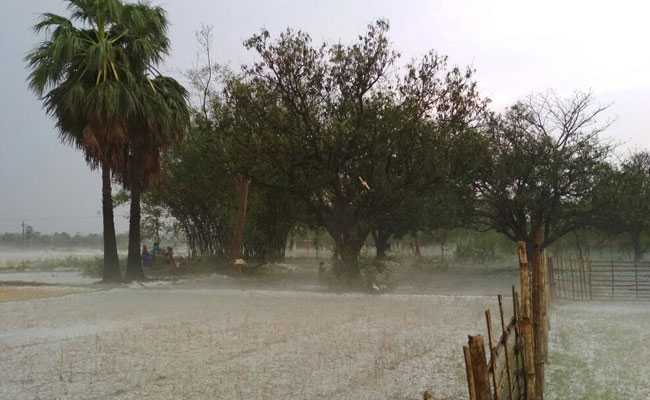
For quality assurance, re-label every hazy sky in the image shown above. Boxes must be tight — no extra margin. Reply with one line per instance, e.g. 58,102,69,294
1,0,649,233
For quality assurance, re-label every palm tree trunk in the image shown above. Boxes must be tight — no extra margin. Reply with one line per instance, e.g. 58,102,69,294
101,165,121,282
126,151,145,281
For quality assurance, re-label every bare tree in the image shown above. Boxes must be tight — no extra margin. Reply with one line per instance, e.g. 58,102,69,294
475,90,611,400
475,90,612,251
187,24,220,122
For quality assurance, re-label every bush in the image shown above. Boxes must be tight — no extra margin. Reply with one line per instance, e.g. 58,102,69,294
454,231,512,263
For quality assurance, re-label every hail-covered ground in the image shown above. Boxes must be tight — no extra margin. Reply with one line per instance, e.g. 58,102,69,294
0,258,519,400
4,256,646,400
546,301,650,400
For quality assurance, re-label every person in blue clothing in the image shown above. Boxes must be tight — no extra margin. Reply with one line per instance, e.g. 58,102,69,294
152,242,161,261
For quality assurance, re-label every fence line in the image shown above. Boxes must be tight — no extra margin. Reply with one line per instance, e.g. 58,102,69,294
460,242,551,400
551,257,650,301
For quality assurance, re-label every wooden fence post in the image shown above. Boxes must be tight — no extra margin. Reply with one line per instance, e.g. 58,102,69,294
548,257,555,302
498,295,514,400
541,256,549,362
611,259,615,298
517,241,536,400
571,257,577,300
468,335,492,400
587,258,594,300
580,256,587,300
512,287,523,397
464,345,477,400
485,309,499,400
635,261,639,299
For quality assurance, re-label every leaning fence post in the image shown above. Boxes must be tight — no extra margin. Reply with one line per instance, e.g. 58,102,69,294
468,335,492,400
498,295,514,400
464,345,477,400
512,287,523,397
485,309,499,400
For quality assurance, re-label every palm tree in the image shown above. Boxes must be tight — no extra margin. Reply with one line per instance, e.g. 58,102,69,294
124,76,190,281
26,0,133,282
27,0,189,282
111,3,190,280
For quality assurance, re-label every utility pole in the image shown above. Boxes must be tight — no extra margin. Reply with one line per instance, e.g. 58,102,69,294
21,221,25,243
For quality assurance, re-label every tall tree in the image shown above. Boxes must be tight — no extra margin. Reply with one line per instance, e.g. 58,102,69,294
592,152,650,261
475,91,611,262
26,0,133,282
105,2,190,281
123,75,190,281
26,0,189,282
228,20,485,279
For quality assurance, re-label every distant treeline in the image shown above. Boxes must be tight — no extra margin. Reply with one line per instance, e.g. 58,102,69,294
0,231,129,248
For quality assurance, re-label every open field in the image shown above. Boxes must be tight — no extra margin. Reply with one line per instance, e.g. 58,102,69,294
3,258,647,399
547,301,650,400
0,247,105,265
0,265,516,400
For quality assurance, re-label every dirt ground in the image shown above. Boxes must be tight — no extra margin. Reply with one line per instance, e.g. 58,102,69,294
0,265,517,400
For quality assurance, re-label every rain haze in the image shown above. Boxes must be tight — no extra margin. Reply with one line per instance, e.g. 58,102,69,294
1,0,650,233
2,2,650,400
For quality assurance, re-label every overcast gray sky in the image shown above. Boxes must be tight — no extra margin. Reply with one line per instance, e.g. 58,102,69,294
1,0,649,233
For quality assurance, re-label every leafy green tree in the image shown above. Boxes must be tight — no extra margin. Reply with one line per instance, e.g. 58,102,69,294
229,20,485,278
592,152,650,261
474,91,611,257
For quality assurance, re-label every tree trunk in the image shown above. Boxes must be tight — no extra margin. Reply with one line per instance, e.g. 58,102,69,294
230,175,251,265
101,165,121,282
338,239,363,279
531,225,545,400
372,229,391,259
125,151,145,281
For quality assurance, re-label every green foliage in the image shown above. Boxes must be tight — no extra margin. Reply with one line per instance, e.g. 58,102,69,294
591,152,650,260
453,230,513,263
227,20,486,273
475,91,611,248
0,256,116,277
26,0,189,281
0,232,128,248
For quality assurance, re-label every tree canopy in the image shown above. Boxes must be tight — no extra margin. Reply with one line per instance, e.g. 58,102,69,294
225,20,486,276
474,91,611,251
